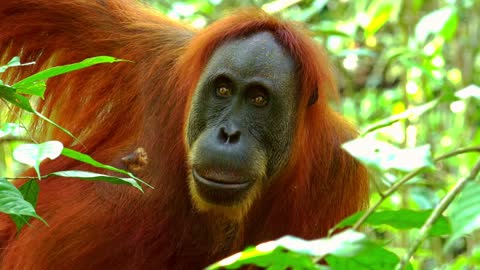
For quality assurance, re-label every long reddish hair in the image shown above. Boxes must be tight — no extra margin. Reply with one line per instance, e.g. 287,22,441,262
0,1,368,269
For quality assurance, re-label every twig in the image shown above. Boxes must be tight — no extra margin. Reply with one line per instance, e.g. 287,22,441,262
3,176,41,180
434,147,480,161
352,146,480,230
395,158,480,270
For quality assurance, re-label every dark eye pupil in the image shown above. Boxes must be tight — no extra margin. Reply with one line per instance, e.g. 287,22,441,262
253,96,266,106
217,87,229,96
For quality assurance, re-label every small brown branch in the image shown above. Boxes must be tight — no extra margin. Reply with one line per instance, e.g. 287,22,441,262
396,158,480,270
352,146,480,230
434,146,480,162
0,136,32,144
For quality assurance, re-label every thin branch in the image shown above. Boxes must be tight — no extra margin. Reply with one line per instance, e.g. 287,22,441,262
352,146,480,230
396,158,480,270
3,176,41,180
0,136,32,144
434,146,480,162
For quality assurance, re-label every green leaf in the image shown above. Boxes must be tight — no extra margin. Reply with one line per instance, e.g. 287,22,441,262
0,178,45,226
0,84,35,112
326,242,408,270
17,179,40,207
276,231,369,257
207,230,370,269
342,138,434,172
15,80,47,98
446,181,480,249
13,141,64,179
337,209,451,237
207,246,320,270
455,84,480,100
312,29,352,39
12,56,125,90
415,6,458,43
50,170,142,191
6,56,21,67
0,85,78,139
10,180,41,230
364,0,395,37
0,56,35,73
61,148,149,189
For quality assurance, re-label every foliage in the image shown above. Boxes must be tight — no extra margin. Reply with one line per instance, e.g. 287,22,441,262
0,56,145,231
1,0,479,269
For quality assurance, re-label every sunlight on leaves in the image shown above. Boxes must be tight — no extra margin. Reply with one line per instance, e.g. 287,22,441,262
342,137,434,172
337,209,451,237
13,141,64,179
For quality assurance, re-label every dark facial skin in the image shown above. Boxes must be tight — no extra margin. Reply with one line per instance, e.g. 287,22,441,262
186,32,298,217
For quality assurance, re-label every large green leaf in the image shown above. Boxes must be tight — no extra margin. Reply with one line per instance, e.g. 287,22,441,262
13,141,64,179
337,209,451,237
207,230,375,269
207,246,320,270
446,181,480,249
12,56,124,91
15,80,47,98
326,243,408,270
0,84,35,112
342,138,434,172
0,178,44,224
10,180,41,230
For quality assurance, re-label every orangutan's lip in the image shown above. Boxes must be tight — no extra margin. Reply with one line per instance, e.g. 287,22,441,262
192,169,250,189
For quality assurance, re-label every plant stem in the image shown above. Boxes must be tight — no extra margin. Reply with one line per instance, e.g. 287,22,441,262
352,146,480,230
395,158,480,270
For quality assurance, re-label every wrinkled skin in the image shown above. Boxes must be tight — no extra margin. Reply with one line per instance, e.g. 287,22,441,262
186,32,299,217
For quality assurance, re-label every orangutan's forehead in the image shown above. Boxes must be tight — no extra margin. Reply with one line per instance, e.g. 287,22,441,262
204,32,296,87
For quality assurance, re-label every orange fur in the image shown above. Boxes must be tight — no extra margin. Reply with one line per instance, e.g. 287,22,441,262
0,1,368,269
